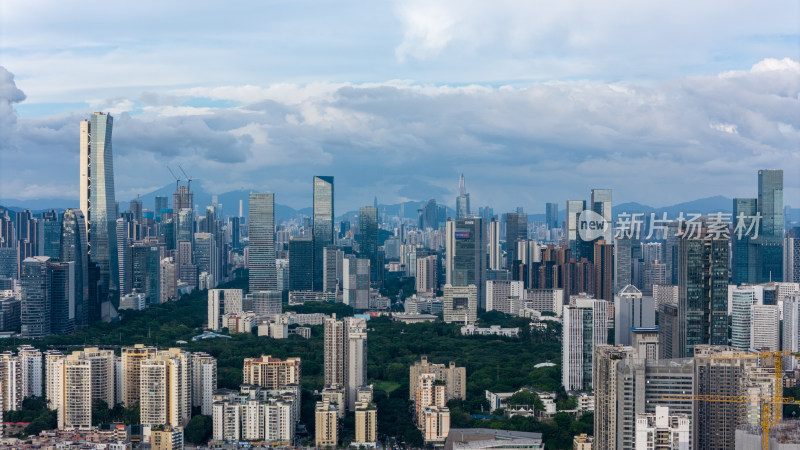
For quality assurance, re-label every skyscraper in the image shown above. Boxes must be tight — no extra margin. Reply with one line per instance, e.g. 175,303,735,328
732,198,758,285
313,176,334,291
80,112,119,297
445,217,487,308
249,193,277,292
288,237,313,291
677,220,728,357
60,209,88,329
590,189,612,242
545,202,559,230
614,285,654,346
342,256,370,310
455,174,470,219
21,256,50,338
785,231,800,283
358,206,378,283
504,210,527,266
562,298,608,391
566,200,586,259
757,169,784,283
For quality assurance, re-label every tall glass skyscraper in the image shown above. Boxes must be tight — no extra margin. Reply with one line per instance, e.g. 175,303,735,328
60,209,88,329
446,217,487,309
358,206,379,283
731,198,757,285
80,112,119,297
313,176,334,291
456,174,470,219
757,169,784,282
249,193,277,291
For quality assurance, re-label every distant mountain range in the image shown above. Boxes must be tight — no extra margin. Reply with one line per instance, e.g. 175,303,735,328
2,188,798,226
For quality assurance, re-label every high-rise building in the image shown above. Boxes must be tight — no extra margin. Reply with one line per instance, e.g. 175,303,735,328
288,237,313,291
48,261,76,335
354,386,377,447
732,198,758,285
658,302,680,360
249,193,277,291
504,211,527,266
324,315,344,388
212,386,295,444
751,304,780,351
677,220,728,357
160,257,177,303
40,210,61,259
207,289,243,331
342,256,370,310
59,353,92,429
313,176,334,292
634,406,691,450
194,232,216,288
315,400,338,447
590,189,612,242
131,241,163,304
593,240,613,301
345,317,367,411
21,256,50,338
60,212,89,328
593,345,631,450
408,356,466,402
121,344,157,407
486,280,524,315
784,234,800,283
562,298,608,391
442,284,477,324
445,217,486,308
18,345,42,399
80,112,119,297
416,255,438,295
488,218,501,270
566,200,586,259
249,290,282,316
44,350,65,410
191,352,216,416
322,246,340,293
140,348,192,428
784,295,800,370
545,202,559,230
455,174,470,219
358,206,379,282
0,351,22,412
730,285,760,350
614,285,655,346
242,355,302,389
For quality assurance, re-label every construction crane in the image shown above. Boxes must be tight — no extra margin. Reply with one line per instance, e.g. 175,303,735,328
662,350,796,450
167,166,181,190
178,165,192,192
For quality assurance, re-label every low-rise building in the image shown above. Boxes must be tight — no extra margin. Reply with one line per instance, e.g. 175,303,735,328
460,324,519,338
445,428,544,449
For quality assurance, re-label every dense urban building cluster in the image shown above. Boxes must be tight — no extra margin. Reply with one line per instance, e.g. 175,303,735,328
1,112,799,448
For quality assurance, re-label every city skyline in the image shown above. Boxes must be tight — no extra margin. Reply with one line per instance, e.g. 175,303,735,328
1,1,798,212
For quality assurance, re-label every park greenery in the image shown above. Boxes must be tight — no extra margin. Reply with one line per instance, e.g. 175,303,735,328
1,269,592,447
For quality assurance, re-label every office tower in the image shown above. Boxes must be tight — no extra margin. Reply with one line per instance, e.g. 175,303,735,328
358,206,378,282
485,280,524,315
594,240,613,301
121,344,157,407
751,304,780,350
342,256,370,310
658,302,680,359
677,220,728,357
504,210,527,265
694,346,780,450
590,189,612,241
116,217,132,295
176,240,196,289
59,353,92,429
140,348,192,428
730,286,759,350
445,217,486,308
0,296,21,332
315,400,338,447
442,284,477,323
194,232,216,288
732,198,758,285
15,209,38,263
159,257,177,303
545,202,559,230
59,219,89,328
455,174,470,219
408,357,466,402
313,176,334,291
288,237,313,291
0,210,13,248
354,386,377,446
20,256,50,338
249,290,282,316
759,169,784,238
419,199,440,230
416,255,438,295
40,210,61,259
154,196,169,218
230,216,241,251
345,317,367,411
634,406,691,450
593,345,631,450
249,193,277,292
488,218,501,270
562,298,608,391
614,236,633,293
324,316,345,388
784,235,800,283
191,352,217,416
18,345,42,399
80,112,119,296
131,240,163,304
175,208,193,245
48,261,76,335
566,200,586,258
322,246,340,293
783,295,800,370
242,355,302,388
614,285,655,346
642,260,666,296
207,289,242,331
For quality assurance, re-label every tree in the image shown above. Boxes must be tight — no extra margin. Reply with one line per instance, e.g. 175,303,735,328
505,390,544,411
185,414,213,445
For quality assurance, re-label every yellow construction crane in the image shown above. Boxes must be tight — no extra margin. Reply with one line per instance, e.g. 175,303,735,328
663,350,797,450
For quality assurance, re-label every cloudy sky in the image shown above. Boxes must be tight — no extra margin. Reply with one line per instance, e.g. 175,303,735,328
1,0,798,212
